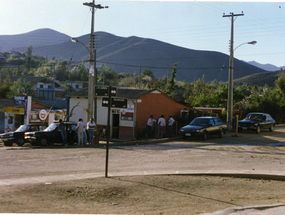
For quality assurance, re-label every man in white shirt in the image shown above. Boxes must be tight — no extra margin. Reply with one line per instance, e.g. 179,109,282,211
168,115,175,137
87,118,96,145
157,115,166,138
146,115,156,138
76,118,86,146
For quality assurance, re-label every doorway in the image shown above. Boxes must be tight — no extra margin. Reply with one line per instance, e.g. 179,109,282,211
112,113,119,138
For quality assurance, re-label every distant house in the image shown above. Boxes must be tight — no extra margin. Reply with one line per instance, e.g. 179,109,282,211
65,81,88,92
67,87,189,139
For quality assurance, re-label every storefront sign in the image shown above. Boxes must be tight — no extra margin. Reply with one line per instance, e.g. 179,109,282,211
3,107,25,114
39,109,48,120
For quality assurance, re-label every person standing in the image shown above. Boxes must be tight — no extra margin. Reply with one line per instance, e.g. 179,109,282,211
168,115,175,137
146,115,156,138
87,118,96,145
76,118,86,146
157,115,166,138
82,120,87,145
59,119,67,146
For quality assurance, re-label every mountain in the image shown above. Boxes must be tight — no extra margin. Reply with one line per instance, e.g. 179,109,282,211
1,28,268,83
246,61,285,72
0,28,70,52
234,70,285,87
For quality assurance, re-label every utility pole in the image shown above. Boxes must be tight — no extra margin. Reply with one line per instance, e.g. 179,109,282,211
84,1,108,122
223,12,244,131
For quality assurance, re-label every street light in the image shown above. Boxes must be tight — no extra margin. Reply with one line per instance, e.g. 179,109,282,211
227,40,257,131
71,37,95,120
71,38,90,54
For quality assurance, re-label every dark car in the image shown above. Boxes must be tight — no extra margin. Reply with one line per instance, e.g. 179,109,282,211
238,113,276,134
24,122,78,146
0,123,47,147
179,116,227,140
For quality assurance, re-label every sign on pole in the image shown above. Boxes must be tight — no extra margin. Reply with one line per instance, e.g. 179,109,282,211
95,86,117,97
102,97,110,107
111,98,127,108
102,97,128,108
14,96,27,105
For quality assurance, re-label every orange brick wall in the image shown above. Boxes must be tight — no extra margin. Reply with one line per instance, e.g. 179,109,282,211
135,91,188,138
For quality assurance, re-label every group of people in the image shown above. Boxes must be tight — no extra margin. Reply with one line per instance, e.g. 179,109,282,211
76,118,96,145
146,115,175,139
59,118,97,146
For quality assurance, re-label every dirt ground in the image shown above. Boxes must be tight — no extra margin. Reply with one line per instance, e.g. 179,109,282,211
1,174,285,214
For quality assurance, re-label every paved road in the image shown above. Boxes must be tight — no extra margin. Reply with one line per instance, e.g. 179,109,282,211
1,125,285,214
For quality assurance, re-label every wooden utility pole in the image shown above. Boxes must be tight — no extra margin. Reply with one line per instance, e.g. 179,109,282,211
223,12,244,131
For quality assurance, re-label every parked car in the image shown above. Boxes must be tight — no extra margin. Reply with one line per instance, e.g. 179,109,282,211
24,122,78,146
179,116,227,140
0,123,47,147
238,113,276,134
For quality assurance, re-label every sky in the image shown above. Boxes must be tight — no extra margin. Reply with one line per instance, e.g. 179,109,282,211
0,0,284,67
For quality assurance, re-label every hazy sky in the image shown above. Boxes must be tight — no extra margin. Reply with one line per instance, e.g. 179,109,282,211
0,0,284,67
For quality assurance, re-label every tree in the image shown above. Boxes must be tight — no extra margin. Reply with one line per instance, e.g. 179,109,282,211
141,68,155,79
0,76,12,99
54,60,69,81
275,75,285,96
165,63,178,98
25,46,33,73
98,65,118,85
7,78,34,99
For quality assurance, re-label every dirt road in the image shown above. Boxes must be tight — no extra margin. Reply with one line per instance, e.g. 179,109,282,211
0,126,285,214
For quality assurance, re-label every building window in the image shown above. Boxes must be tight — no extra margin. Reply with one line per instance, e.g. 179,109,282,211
40,84,44,88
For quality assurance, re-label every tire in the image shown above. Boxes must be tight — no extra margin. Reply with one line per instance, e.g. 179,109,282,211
202,131,207,140
16,138,25,146
39,138,49,146
238,128,242,133
4,141,13,147
269,124,274,132
183,135,186,140
219,129,224,138
256,126,260,134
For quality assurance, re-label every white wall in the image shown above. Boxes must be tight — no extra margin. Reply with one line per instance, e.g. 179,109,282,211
69,98,88,123
69,97,135,129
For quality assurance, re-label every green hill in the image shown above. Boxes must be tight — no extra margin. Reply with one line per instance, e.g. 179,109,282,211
234,70,285,87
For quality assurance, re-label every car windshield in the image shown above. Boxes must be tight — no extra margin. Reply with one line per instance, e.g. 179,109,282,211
15,125,30,132
245,114,263,121
190,118,210,126
44,123,58,132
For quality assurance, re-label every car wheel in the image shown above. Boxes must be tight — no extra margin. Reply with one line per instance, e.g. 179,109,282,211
219,129,224,138
4,141,13,147
16,138,25,146
256,126,261,134
202,131,207,140
269,124,274,132
238,127,242,133
40,138,49,146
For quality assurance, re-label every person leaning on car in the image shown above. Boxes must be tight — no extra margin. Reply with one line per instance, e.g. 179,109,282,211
59,119,67,146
